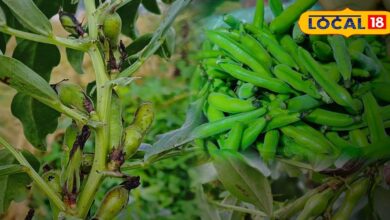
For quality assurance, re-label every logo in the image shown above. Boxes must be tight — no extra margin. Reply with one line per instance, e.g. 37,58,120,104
298,8,390,37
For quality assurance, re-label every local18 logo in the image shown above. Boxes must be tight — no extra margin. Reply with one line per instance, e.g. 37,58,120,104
298,8,390,37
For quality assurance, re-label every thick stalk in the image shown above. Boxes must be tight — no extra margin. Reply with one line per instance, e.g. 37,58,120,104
0,137,66,211
0,26,90,51
77,0,111,217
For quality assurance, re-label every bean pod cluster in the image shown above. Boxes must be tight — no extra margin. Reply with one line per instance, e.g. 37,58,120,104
194,0,390,169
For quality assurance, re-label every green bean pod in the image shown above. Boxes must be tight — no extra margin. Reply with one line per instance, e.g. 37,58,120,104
122,125,143,160
253,0,264,28
362,92,387,143
133,102,154,132
348,38,367,54
206,104,225,122
265,112,302,131
224,123,244,151
273,64,321,98
296,188,334,220
196,50,223,59
287,95,322,113
371,82,390,102
236,32,273,69
192,108,267,139
327,35,352,86
93,178,140,220
322,63,341,82
223,14,241,30
269,0,284,17
298,47,362,113
261,130,280,162
304,108,360,127
349,129,369,147
219,62,294,94
349,50,380,74
331,178,370,220
281,136,314,160
237,82,256,99
258,33,298,69
205,68,230,80
54,80,94,114
312,41,333,62
352,68,370,78
206,30,271,77
325,132,360,157
269,0,318,34
281,125,333,154
280,35,308,74
208,92,257,114
292,22,306,44
109,93,123,151
103,12,122,47
241,117,267,150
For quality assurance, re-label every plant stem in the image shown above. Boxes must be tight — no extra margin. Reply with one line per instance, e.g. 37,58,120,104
0,26,90,51
121,147,202,171
77,0,111,218
208,199,267,217
0,137,66,211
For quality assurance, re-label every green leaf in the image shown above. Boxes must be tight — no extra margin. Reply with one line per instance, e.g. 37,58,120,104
146,95,206,159
142,0,161,14
195,185,221,220
66,48,84,74
0,149,40,214
0,164,25,177
126,33,153,56
13,40,60,81
117,0,141,39
33,0,78,19
156,27,176,59
0,55,60,107
10,40,60,150
11,93,60,150
0,5,5,26
0,33,6,54
211,149,273,215
2,0,52,35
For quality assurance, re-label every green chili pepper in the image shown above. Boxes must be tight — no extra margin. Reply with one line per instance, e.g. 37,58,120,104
304,108,361,127
192,108,267,139
371,82,390,102
321,63,341,83
208,92,258,114
269,0,318,34
224,123,244,151
219,62,294,94
241,117,267,150
351,68,370,78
